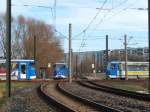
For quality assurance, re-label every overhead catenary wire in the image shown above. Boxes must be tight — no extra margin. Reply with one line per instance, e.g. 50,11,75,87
100,0,142,23
79,0,147,52
75,0,129,39
11,4,52,9
77,0,108,52
73,37,126,40
74,0,108,38
53,0,57,28
76,0,146,51
78,32,86,53
11,1,147,52
11,3,68,41
54,29,68,39
87,0,130,37
78,0,130,52
95,0,146,34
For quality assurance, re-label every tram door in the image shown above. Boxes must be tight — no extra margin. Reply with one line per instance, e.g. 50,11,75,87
20,64,26,79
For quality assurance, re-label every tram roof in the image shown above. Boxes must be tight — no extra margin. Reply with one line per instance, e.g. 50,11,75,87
54,62,67,65
0,59,34,63
110,61,148,64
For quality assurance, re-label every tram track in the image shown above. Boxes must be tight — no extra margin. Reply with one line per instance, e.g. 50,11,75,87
39,83,76,112
40,82,122,112
79,81,150,102
58,82,122,112
62,81,150,112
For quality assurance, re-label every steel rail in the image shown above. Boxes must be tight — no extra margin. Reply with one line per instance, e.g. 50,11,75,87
38,83,76,112
58,82,122,112
0,80,68,83
80,81,150,102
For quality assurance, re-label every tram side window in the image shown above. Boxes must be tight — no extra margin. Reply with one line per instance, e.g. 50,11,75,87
11,63,18,71
128,65,148,71
30,63,35,70
140,65,148,71
0,63,6,73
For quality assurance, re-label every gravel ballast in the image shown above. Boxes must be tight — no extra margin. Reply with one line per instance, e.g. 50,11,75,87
61,82,150,112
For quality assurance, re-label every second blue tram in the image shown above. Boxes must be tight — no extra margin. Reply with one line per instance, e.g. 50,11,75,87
53,63,68,79
106,61,149,79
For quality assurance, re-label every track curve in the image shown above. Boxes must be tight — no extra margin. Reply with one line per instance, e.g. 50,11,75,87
80,81,150,102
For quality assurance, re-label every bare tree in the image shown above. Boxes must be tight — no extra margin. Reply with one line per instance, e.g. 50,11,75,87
0,14,7,58
0,14,64,78
24,18,64,78
11,15,27,58
0,14,27,58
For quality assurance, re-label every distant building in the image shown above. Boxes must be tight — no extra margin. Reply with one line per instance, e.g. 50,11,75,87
64,47,149,72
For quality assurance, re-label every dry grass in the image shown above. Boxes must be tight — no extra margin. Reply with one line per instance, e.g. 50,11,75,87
0,82,37,107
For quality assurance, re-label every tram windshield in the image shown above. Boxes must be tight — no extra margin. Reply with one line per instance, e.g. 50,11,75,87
53,64,66,70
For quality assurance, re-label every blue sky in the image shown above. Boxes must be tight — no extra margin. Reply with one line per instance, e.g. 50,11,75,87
0,0,148,53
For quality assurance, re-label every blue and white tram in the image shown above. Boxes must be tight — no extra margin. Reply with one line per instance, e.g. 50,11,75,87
53,63,68,79
106,61,149,79
0,59,36,80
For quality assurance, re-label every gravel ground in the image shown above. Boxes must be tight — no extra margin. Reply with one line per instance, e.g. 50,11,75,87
61,82,150,112
0,84,57,112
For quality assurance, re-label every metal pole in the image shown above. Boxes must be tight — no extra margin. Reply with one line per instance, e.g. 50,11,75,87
85,54,87,73
92,54,96,77
148,0,150,94
6,0,11,97
34,36,37,77
34,36,36,61
81,61,82,74
54,0,56,28
69,23,72,83
124,34,128,80
106,35,109,70
76,54,78,75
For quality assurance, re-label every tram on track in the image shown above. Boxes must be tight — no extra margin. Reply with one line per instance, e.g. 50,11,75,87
106,61,149,79
53,63,68,79
0,59,36,80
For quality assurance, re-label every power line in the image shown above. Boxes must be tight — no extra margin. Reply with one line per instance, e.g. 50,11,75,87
101,0,139,22
11,3,67,41
53,0,57,28
54,29,68,39
77,0,108,53
73,37,105,40
82,0,147,50
11,4,55,25
11,4,52,9
87,0,129,37
77,0,129,49
78,32,86,52
73,37,124,40
87,0,147,39
73,0,108,38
